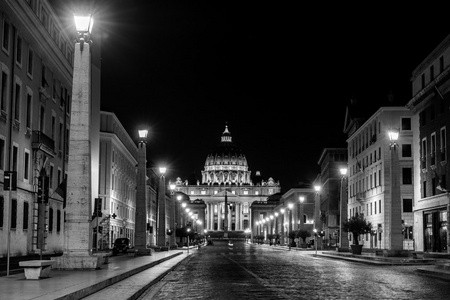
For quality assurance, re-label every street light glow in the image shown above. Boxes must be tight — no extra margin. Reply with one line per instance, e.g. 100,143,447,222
280,208,285,214
177,195,182,201
340,168,348,176
314,185,321,192
138,129,148,140
159,167,166,175
74,15,94,34
299,196,305,203
169,183,176,190
388,129,399,141
288,203,293,209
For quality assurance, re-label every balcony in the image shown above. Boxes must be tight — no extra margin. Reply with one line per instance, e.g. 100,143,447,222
32,131,55,157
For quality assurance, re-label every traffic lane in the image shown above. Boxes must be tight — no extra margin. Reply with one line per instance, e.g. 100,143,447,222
235,246,450,299
139,241,285,300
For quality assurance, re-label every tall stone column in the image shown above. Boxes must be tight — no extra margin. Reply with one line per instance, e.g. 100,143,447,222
53,42,100,269
157,174,166,247
217,203,222,230
339,175,349,250
385,141,404,255
134,140,151,254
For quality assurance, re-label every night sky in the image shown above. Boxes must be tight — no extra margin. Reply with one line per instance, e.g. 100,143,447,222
52,1,450,193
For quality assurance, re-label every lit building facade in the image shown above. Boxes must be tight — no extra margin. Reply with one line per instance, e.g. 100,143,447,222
0,0,75,256
345,106,414,250
171,125,281,234
406,34,450,253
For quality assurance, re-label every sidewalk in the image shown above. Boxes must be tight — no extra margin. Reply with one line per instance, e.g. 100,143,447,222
0,248,195,300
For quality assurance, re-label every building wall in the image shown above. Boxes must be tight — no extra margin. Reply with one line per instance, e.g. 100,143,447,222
0,0,74,257
407,33,450,253
347,107,414,250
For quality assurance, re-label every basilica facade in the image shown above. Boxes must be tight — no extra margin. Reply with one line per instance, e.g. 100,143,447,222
171,125,280,233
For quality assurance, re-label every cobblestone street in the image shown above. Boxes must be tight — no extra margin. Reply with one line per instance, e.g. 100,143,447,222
137,241,450,300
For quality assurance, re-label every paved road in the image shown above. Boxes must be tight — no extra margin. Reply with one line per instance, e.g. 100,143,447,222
137,240,450,300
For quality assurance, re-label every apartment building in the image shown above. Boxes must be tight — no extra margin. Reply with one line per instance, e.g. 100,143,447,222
406,33,450,253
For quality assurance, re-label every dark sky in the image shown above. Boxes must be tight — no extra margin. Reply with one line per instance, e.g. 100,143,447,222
53,1,450,193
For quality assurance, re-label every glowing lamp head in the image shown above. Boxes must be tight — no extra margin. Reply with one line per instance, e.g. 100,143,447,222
340,168,348,176
169,184,176,191
280,208,285,214
159,167,166,175
288,203,293,209
314,185,321,192
74,14,94,34
299,196,305,203
388,129,399,142
138,129,148,142
275,212,279,217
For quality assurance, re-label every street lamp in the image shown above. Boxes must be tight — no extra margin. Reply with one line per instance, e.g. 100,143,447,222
187,227,191,254
313,228,318,255
388,129,403,254
288,203,294,250
169,183,177,249
338,168,349,251
157,167,167,247
53,14,100,270
134,129,150,255
299,196,305,231
280,208,285,245
314,185,321,232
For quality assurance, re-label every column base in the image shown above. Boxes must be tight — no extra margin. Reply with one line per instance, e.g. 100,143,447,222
135,248,153,256
51,254,102,270
336,247,350,252
383,249,409,257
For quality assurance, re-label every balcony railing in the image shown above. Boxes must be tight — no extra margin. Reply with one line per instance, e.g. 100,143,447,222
32,130,55,156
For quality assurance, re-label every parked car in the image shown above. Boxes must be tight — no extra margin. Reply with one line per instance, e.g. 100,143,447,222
112,238,131,255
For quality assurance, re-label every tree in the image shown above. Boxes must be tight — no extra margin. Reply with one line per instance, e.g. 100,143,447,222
296,229,311,244
342,213,372,245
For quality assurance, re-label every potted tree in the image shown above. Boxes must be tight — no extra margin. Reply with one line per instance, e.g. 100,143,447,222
342,213,372,254
296,229,311,248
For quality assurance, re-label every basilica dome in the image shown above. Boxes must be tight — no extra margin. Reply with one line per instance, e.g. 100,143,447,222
201,125,251,185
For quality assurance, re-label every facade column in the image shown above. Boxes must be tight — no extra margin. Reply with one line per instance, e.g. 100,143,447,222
217,203,222,230
210,203,214,230
53,42,101,269
236,203,240,230
228,203,232,230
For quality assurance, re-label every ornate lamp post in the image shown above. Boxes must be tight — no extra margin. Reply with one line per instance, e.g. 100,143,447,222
299,196,305,230
53,14,101,270
288,203,293,250
274,212,279,245
134,129,151,255
387,129,404,255
314,185,321,232
157,167,167,247
338,168,349,251
169,183,177,249
280,208,285,245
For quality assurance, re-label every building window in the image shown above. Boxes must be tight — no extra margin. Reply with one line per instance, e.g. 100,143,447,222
1,70,8,112
40,105,45,131
11,199,17,229
402,144,412,157
402,168,412,185
51,114,56,139
16,36,22,66
2,19,10,52
430,65,434,81
403,199,413,213
440,56,444,73
441,127,447,162
24,150,30,181
26,92,32,129
423,181,427,198
421,73,425,89
23,202,29,230
14,83,20,122
379,200,381,214
0,138,4,170
49,165,54,189
57,210,61,232
420,111,426,127
403,226,413,240
0,196,3,227
27,48,34,77
49,207,53,232
401,118,411,131
12,145,18,172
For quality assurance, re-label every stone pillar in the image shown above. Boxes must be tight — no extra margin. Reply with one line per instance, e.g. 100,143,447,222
134,141,151,254
53,42,100,269
157,174,166,247
339,176,349,251
217,203,222,230
210,203,214,230
384,142,404,255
